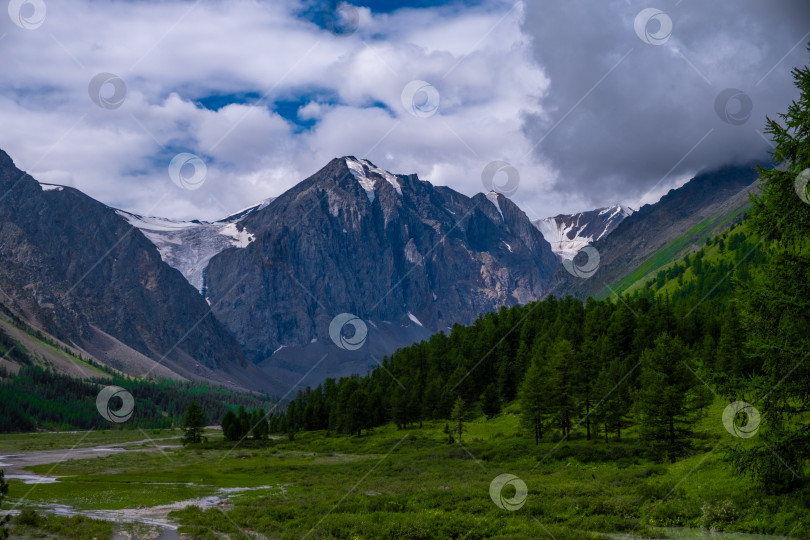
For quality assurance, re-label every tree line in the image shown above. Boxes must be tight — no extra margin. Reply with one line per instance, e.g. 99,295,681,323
0,365,271,433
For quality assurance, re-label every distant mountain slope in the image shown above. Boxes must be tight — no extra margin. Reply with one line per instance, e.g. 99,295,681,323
203,157,560,387
0,149,275,392
547,164,761,300
534,205,632,258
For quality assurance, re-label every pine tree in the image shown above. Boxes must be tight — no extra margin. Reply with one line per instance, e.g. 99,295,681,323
733,47,810,493
182,401,205,445
635,334,699,462
221,410,239,441
480,383,501,419
519,357,550,444
451,396,466,441
547,340,578,438
251,409,269,440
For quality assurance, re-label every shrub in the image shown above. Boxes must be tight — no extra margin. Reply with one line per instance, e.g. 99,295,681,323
700,499,740,530
15,509,41,527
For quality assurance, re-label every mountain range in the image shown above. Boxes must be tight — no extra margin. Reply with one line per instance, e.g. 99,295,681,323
0,149,761,393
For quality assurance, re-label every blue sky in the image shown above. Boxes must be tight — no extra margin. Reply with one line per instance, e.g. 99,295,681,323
0,0,807,221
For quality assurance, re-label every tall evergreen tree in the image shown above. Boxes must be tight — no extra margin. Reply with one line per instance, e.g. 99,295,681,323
451,396,467,441
182,401,206,445
547,340,578,438
519,357,550,444
481,383,501,419
251,409,269,440
733,48,810,493
635,334,699,462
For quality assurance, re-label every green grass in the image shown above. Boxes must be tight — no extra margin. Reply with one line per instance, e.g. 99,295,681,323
0,428,182,452
10,509,113,539
4,398,808,539
597,203,750,299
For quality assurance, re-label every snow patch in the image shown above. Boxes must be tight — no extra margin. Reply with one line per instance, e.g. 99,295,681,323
407,312,423,327
486,191,504,220
533,204,632,258
39,183,63,192
346,158,376,202
404,238,423,264
502,241,513,253
360,159,402,196
219,223,255,248
345,157,403,201
115,202,265,293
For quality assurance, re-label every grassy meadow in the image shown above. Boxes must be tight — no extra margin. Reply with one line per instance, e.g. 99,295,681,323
3,399,808,539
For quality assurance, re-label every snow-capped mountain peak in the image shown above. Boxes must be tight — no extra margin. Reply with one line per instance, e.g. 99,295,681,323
345,157,403,201
533,204,633,258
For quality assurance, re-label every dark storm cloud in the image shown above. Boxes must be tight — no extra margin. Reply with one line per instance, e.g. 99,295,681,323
521,0,810,207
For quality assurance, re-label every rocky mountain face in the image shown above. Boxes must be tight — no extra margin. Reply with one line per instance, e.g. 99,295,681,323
547,164,761,299
202,157,560,387
0,150,274,391
534,205,633,258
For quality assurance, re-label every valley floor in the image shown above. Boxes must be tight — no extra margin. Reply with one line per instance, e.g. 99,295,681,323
1,403,807,539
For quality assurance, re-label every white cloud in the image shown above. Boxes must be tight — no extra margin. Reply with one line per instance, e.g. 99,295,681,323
0,0,570,221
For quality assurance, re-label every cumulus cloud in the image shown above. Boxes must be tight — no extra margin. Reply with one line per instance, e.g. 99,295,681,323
0,0,561,220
